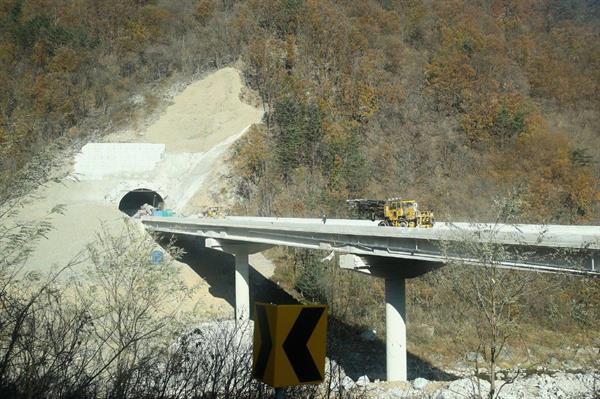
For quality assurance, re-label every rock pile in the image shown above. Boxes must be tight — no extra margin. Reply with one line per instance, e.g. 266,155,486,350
356,372,599,399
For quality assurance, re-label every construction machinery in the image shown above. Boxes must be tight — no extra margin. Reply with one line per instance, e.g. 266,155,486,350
347,198,434,228
203,206,224,218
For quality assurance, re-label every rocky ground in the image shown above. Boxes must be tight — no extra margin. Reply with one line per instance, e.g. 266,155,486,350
332,344,599,398
354,372,599,398
175,320,599,399
326,357,599,399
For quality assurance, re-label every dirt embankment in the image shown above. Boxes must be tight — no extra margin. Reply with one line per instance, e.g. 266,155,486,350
13,67,265,321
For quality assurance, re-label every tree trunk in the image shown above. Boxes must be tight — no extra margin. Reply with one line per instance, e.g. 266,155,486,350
489,346,496,399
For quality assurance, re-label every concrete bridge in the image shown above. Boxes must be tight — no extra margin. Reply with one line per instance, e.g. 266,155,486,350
141,216,600,381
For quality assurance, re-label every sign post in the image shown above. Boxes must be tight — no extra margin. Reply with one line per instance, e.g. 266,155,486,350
253,303,328,395
150,249,163,265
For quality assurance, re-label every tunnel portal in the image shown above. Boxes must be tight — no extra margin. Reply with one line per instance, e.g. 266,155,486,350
118,189,164,216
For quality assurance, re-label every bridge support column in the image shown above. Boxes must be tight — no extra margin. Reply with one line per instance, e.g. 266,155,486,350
385,276,407,382
235,251,250,322
340,255,443,382
205,239,272,323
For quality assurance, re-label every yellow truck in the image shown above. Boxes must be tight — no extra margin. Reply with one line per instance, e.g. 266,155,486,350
347,198,434,228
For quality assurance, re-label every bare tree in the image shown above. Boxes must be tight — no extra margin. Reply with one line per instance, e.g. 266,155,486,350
71,222,193,398
441,196,542,399
0,189,94,398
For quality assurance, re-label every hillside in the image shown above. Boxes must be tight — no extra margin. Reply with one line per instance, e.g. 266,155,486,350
7,66,263,321
2,1,599,223
227,0,600,224
1,1,599,398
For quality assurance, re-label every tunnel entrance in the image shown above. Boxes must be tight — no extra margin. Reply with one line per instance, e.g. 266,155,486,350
118,189,164,216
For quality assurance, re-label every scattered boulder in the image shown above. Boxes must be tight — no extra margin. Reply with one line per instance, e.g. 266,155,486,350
325,359,347,381
325,359,352,392
413,377,429,390
132,203,155,218
341,375,355,391
356,375,370,387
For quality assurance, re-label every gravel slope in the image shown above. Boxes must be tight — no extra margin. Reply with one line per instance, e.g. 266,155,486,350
13,67,264,321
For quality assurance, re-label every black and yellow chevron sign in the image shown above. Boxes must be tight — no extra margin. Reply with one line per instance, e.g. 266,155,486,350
252,303,327,388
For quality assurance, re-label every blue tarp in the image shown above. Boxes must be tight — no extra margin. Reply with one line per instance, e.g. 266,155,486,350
152,209,174,217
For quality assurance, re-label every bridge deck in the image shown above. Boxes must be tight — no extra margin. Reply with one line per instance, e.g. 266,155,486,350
141,216,600,275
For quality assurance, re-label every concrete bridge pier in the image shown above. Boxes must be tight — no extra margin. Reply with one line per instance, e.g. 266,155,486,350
340,254,443,382
205,238,272,322
385,276,407,381
234,251,250,321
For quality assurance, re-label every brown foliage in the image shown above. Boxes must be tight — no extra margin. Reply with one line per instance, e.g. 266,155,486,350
195,0,215,25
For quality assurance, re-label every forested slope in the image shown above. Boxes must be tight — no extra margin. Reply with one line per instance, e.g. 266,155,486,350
229,0,600,224
0,0,231,185
225,1,600,368
2,0,599,224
